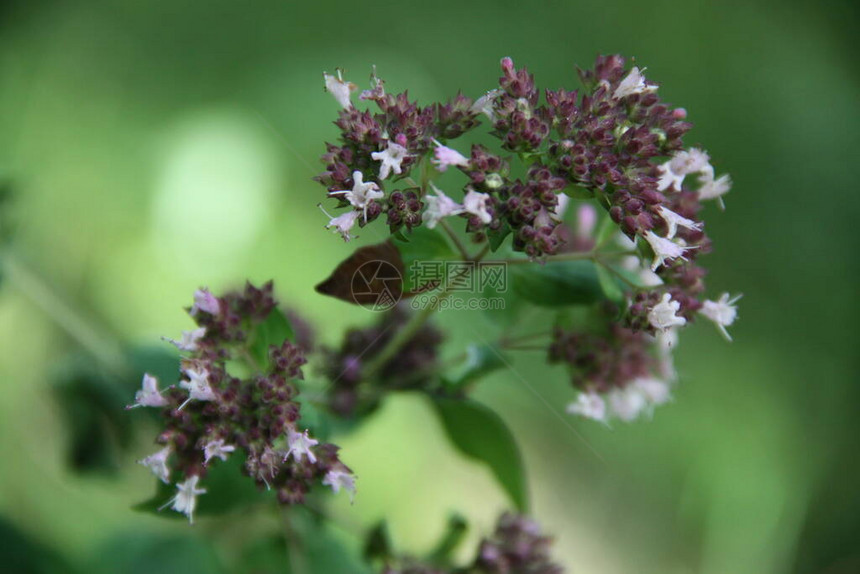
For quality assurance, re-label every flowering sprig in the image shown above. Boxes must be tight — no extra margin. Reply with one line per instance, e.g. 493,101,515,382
314,55,738,424
132,282,355,521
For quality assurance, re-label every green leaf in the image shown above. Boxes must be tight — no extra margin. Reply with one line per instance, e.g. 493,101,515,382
362,521,392,563
431,397,528,512
445,343,508,389
428,514,468,564
249,308,295,367
132,454,267,519
0,518,77,574
487,222,512,252
393,226,457,291
89,532,224,574
595,262,625,303
509,260,603,307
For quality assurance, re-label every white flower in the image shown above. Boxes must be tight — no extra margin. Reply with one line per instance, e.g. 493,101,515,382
203,439,236,465
138,446,171,483
191,289,220,316
178,367,216,409
371,141,409,180
463,190,493,224
162,475,206,524
321,208,360,241
471,89,502,121
656,206,703,238
643,231,691,271
657,148,711,192
422,184,463,229
329,171,384,222
164,327,206,352
648,292,687,331
631,377,672,406
284,428,318,464
359,65,385,101
322,468,357,503
699,292,741,341
613,67,657,99
128,373,168,409
697,166,732,208
323,70,356,109
566,392,608,423
431,140,469,172
608,387,649,422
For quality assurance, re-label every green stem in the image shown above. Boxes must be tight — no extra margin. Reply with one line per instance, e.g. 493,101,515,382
362,245,488,381
439,220,471,261
1,250,127,376
281,507,308,574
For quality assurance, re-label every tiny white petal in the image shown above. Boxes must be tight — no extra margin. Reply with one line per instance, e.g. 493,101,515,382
128,373,169,409
203,439,236,464
471,89,502,121
191,289,220,316
329,171,383,223
422,184,464,229
648,293,687,332
656,148,712,192
643,231,691,271
431,140,470,172
566,392,608,423
139,446,172,483
699,292,741,341
321,207,360,241
323,71,356,109
179,368,216,405
608,387,648,422
371,141,409,180
163,475,206,524
613,67,657,99
656,206,703,238
697,166,732,207
284,428,319,464
323,468,357,503
631,377,672,406
462,190,493,225
165,327,206,352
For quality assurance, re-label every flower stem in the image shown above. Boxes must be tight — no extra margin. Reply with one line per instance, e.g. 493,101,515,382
0,250,128,376
281,507,308,574
362,245,488,381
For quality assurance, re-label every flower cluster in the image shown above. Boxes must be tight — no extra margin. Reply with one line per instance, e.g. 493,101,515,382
381,513,563,574
131,282,355,522
320,305,443,417
316,56,739,423
549,307,676,424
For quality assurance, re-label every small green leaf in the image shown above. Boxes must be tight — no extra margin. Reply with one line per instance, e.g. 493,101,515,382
363,521,392,563
428,513,468,564
487,222,512,252
393,226,457,291
431,397,528,512
595,262,625,303
445,343,508,389
249,308,295,367
509,260,603,307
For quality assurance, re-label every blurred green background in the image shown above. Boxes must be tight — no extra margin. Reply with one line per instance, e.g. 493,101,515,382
0,0,858,572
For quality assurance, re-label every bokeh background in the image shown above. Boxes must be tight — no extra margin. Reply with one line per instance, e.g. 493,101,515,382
0,0,858,572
